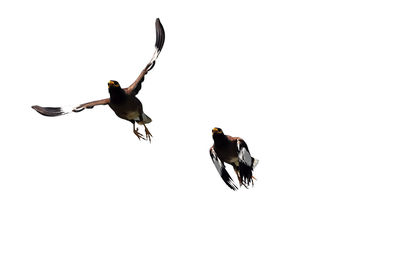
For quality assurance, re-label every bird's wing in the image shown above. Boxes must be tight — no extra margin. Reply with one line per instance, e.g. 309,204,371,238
32,98,110,117
237,139,255,186
210,147,238,191
237,139,253,166
124,18,165,96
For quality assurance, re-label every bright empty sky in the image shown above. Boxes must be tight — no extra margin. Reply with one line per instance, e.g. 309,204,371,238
1,0,400,257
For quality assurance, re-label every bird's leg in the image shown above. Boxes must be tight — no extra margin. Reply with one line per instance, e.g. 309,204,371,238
143,124,153,143
234,169,243,187
251,176,256,186
133,122,145,140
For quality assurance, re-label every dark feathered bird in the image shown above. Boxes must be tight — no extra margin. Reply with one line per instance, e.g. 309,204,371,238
32,18,165,142
209,127,259,190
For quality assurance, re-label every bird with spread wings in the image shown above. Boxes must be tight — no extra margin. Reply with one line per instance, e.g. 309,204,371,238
32,18,165,142
210,127,259,190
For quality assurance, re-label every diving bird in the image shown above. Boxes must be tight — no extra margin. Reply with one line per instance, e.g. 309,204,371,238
32,18,165,142
209,127,259,190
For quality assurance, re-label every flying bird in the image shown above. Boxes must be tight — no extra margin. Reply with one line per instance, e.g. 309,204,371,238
32,18,165,142
209,127,259,190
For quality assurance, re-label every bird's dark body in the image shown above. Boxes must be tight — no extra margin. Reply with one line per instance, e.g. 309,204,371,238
108,87,144,123
212,134,240,166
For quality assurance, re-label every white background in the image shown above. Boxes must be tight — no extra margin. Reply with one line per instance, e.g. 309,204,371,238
1,0,399,257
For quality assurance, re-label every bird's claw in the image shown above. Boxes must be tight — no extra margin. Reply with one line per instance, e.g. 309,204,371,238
144,126,153,143
134,127,145,140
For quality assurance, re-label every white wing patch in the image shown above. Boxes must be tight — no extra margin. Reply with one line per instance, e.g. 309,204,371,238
55,106,72,115
210,148,224,173
237,140,252,166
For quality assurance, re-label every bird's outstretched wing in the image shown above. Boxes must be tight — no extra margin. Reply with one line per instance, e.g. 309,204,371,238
210,147,238,191
125,18,165,96
237,139,256,186
31,98,110,117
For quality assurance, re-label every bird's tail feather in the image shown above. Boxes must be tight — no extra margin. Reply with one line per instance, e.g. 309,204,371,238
252,158,259,169
238,163,254,187
141,113,152,124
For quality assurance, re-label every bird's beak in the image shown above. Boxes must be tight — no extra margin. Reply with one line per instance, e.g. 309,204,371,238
212,128,219,133
108,80,118,88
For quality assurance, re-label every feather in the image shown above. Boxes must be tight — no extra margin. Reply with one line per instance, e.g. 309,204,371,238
210,147,238,191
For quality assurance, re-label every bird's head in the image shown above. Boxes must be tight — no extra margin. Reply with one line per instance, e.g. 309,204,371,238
212,127,227,143
108,80,120,88
212,127,224,135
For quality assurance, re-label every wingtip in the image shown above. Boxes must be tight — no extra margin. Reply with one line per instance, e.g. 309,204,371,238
31,105,42,112
230,183,239,191
155,18,165,51
31,105,67,117
221,170,239,191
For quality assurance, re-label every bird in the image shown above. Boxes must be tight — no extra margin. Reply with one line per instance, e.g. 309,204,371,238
209,127,259,190
31,18,165,142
